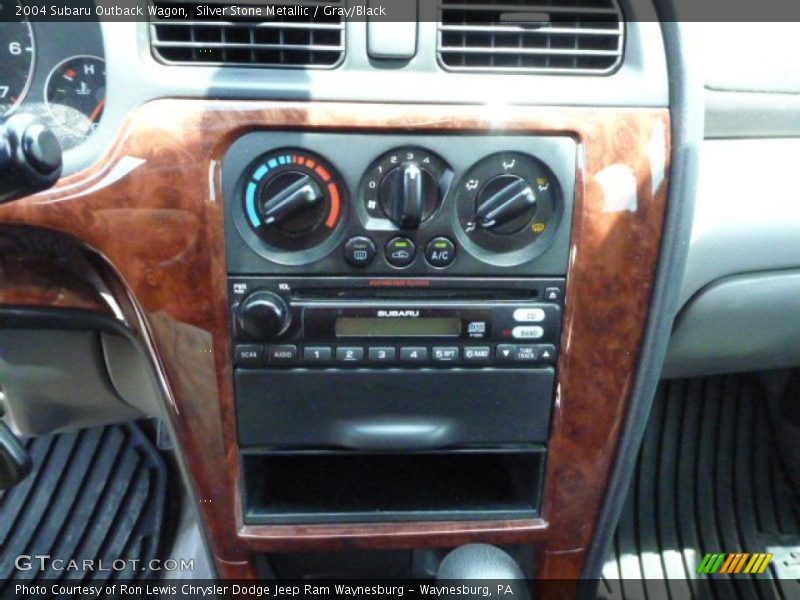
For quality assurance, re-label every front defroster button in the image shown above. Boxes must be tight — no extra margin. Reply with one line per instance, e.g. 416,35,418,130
512,325,544,340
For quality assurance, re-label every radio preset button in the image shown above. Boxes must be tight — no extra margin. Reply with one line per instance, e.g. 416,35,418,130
268,344,298,363
512,325,544,340
344,236,376,268
234,344,264,367
425,237,456,268
432,347,459,362
385,237,416,268
464,346,492,362
336,347,365,363
400,347,428,362
368,347,396,363
513,308,546,323
304,346,332,363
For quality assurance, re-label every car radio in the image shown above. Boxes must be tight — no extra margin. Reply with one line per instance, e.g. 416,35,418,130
229,276,564,369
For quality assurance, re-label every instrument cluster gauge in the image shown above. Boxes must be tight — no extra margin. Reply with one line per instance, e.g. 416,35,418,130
45,55,106,138
0,6,35,117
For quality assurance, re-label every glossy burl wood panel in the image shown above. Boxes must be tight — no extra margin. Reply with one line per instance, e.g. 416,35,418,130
0,101,670,581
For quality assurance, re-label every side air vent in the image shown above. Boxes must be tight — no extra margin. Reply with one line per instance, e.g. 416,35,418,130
438,0,624,74
150,1,345,68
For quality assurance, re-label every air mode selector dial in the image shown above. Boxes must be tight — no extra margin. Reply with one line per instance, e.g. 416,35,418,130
475,174,537,234
455,152,563,266
235,291,291,341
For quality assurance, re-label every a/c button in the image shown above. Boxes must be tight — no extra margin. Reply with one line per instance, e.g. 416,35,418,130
425,237,456,268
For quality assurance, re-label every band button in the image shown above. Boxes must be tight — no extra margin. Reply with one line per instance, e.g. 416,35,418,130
512,325,544,340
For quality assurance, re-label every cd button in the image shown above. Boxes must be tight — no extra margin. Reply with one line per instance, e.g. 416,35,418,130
513,308,546,323
400,347,428,362
432,347,459,362
464,346,492,362
368,347,396,363
512,325,544,340
336,347,365,363
304,346,332,363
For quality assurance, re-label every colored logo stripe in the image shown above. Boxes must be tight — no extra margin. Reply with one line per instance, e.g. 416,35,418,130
697,553,773,574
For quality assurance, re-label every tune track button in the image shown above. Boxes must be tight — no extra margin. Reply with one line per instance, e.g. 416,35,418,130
425,237,456,268
368,347,396,363
336,347,365,364
385,237,416,268
497,345,516,362
344,236,376,268
400,347,428,363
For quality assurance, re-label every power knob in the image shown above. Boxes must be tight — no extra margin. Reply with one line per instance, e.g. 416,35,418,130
235,291,291,341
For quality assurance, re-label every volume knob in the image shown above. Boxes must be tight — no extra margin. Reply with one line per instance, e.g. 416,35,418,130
235,291,291,340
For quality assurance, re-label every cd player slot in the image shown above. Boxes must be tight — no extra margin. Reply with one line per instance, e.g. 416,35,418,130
292,289,538,301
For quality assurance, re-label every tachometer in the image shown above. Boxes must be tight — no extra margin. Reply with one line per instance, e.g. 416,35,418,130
0,11,35,117
45,55,106,137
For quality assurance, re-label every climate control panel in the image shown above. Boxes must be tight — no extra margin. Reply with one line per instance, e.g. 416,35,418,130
223,133,576,276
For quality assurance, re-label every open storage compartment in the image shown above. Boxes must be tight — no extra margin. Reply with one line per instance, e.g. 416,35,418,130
241,448,546,524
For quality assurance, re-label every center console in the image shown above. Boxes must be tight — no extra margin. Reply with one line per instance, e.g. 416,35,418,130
223,133,576,526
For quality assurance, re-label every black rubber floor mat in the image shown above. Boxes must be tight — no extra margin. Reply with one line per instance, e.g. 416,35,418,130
600,376,800,600
0,423,167,590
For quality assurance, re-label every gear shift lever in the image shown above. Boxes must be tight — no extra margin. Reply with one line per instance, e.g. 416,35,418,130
436,544,530,600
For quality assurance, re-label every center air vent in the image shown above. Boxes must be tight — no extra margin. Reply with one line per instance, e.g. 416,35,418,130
438,0,624,74
150,1,345,68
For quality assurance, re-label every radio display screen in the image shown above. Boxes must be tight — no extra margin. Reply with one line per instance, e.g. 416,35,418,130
335,317,461,338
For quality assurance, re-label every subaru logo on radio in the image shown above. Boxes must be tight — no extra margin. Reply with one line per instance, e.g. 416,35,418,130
377,310,420,318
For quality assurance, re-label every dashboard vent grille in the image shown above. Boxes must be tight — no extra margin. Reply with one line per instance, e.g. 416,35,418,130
150,1,345,68
437,0,624,74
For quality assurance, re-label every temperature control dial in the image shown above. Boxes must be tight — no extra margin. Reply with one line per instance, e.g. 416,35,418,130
242,149,345,252
362,148,451,229
455,152,562,265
